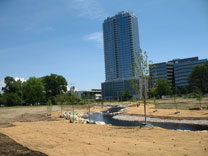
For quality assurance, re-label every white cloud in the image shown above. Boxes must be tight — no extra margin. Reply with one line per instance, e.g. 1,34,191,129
14,77,26,82
69,0,107,20
0,80,5,93
83,32,103,47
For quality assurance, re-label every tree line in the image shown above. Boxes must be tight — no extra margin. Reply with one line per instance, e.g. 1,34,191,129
0,74,80,106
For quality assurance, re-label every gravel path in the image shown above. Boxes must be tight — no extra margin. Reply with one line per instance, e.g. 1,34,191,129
113,114,208,125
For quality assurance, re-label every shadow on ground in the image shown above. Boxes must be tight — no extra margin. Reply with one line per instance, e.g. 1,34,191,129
0,133,47,156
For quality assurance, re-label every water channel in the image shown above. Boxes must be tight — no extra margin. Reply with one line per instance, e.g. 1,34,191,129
85,107,208,131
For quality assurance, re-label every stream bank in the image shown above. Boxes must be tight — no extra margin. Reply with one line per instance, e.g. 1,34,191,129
86,106,208,131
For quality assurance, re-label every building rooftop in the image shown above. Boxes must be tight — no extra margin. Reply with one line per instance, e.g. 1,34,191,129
151,57,199,65
104,11,136,23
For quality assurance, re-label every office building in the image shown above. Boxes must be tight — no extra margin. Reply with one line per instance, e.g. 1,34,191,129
102,11,140,99
174,57,207,87
150,57,207,88
150,62,174,87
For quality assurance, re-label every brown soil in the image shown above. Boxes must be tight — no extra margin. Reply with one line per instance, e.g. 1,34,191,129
0,105,106,155
1,121,208,156
0,105,208,156
0,105,105,127
0,113,55,128
0,106,56,155
0,132,47,156
125,104,208,120
0,106,60,128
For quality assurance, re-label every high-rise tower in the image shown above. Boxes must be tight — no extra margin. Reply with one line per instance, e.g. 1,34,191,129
102,11,140,99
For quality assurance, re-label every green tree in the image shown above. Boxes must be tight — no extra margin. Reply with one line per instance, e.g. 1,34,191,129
173,95,180,113
22,77,44,105
155,79,172,98
2,76,17,93
131,49,151,124
46,99,53,116
42,74,68,103
179,87,188,95
1,92,22,106
2,76,23,97
192,86,203,109
65,92,80,122
1,76,23,106
120,90,132,101
188,61,208,93
149,86,157,106
0,94,6,105
173,87,181,96
56,94,66,114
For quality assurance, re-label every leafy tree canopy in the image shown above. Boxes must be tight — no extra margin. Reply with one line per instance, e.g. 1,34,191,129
188,61,208,93
155,79,172,98
22,77,44,105
0,92,22,106
120,90,132,101
172,87,181,96
179,87,188,95
42,73,68,99
2,76,22,96
191,86,202,98
65,92,80,104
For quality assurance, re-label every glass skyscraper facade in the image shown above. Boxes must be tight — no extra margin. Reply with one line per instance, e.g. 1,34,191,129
174,57,207,87
150,62,174,87
150,57,207,88
102,11,140,99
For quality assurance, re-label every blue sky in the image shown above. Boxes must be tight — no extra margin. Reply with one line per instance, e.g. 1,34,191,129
0,0,208,91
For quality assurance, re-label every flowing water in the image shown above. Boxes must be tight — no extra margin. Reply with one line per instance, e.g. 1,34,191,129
86,107,208,131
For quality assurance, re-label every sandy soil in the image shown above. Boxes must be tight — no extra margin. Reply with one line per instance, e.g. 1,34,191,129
0,105,208,156
0,120,208,156
114,114,208,125
125,104,208,119
0,105,106,126
0,106,60,126
0,105,107,155
0,132,47,156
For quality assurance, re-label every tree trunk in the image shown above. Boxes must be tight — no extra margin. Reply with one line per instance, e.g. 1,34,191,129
144,98,147,124
143,78,147,124
73,103,74,122
89,102,91,122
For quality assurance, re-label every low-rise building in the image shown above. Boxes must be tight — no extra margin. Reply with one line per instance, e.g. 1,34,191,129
78,89,102,100
174,57,207,87
150,57,207,88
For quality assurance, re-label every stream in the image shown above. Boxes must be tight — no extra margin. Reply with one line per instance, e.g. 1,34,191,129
85,106,208,131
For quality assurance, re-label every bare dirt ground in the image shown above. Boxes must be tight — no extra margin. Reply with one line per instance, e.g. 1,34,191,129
0,106,58,155
0,105,106,155
0,105,105,127
125,104,208,120
0,104,208,156
0,132,47,156
0,106,59,127
0,120,208,156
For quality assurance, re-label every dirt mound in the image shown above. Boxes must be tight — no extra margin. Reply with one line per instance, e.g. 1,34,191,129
0,132,47,156
16,113,55,122
0,113,55,128
0,123,15,128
